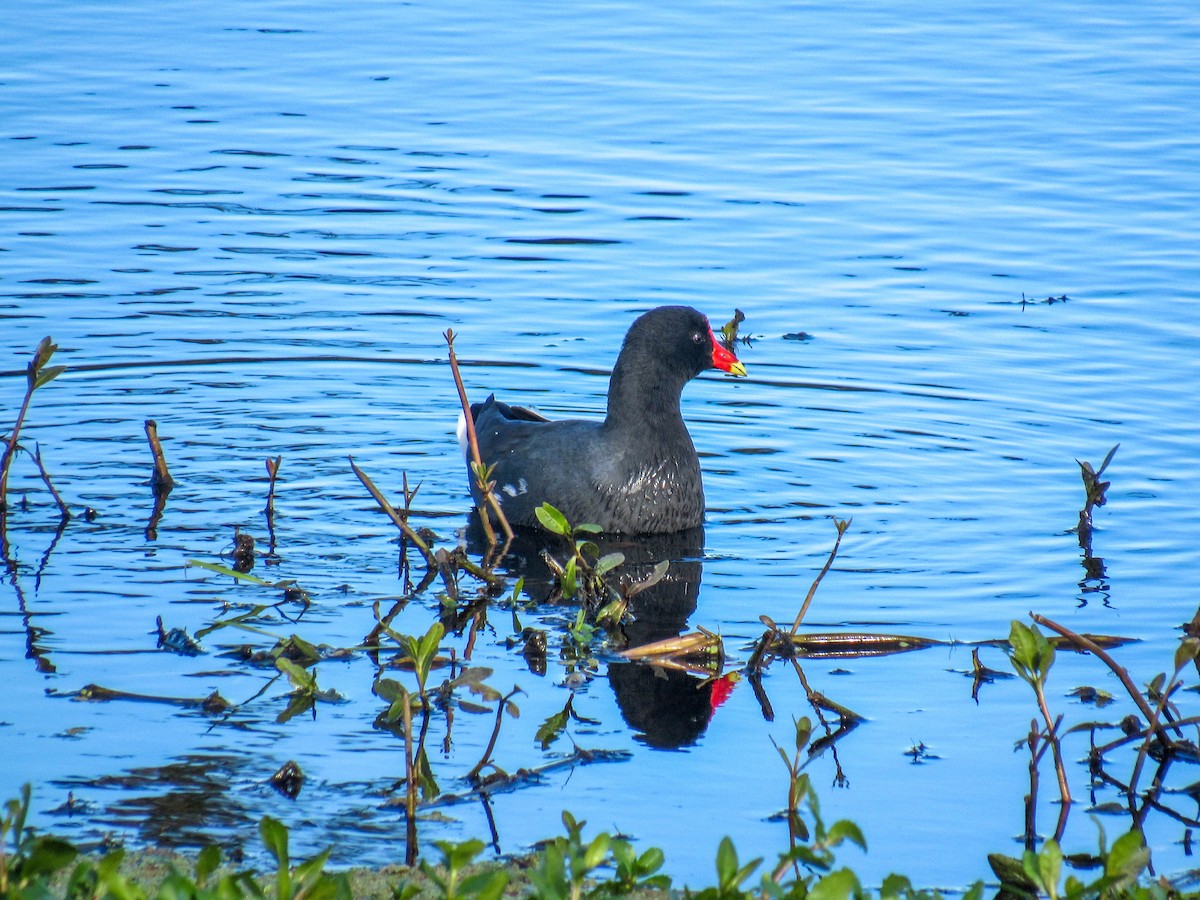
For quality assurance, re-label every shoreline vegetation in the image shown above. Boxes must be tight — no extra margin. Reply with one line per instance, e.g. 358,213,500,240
0,779,1170,899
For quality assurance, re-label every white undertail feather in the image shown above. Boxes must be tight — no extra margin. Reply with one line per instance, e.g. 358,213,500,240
456,410,469,460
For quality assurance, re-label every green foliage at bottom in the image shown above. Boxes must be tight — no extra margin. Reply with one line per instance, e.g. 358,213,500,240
0,783,1169,900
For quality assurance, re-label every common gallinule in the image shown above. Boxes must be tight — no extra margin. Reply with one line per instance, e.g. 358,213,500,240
460,306,746,534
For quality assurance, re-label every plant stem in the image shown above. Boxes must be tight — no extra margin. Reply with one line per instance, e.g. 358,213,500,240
466,686,521,783
144,419,175,494
1032,613,1179,744
789,517,849,635
444,329,514,544
403,689,418,867
349,458,437,569
30,444,71,520
0,381,36,513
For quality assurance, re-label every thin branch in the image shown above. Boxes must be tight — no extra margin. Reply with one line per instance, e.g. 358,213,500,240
144,419,175,494
444,329,513,544
466,686,523,783
32,443,71,520
1032,613,1180,744
349,458,437,571
789,517,850,634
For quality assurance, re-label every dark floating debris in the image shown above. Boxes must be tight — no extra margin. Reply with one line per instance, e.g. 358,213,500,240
232,528,256,573
71,684,231,714
156,615,205,656
269,760,305,799
1019,292,1070,309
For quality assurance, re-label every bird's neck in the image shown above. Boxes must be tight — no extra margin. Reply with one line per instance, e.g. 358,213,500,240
604,356,687,433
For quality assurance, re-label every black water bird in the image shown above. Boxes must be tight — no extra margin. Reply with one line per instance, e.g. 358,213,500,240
460,306,746,534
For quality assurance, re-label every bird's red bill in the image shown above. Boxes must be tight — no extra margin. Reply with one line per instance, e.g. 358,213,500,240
709,326,747,377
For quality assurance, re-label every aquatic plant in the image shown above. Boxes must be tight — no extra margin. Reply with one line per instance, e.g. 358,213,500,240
0,337,67,517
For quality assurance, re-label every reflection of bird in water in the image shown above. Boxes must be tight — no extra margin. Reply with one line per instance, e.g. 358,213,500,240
465,523,722,749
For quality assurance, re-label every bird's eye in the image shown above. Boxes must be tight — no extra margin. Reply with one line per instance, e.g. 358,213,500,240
692,332,704,344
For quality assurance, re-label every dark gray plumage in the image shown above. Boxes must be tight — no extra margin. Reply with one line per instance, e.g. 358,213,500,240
461,306,745,534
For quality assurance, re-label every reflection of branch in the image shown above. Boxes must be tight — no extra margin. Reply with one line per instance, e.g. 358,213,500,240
145,487,169,542
2,521,57,674
466,686,523,783
34,515,68,591
1023,719,1041,850
435,746,629,805
1091,758,1200,829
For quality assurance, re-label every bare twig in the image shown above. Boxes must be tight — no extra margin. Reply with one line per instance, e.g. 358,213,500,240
263,456,281,556
1030,679,1073,811
144,419,175,494
1032,612,1179,745
466,686,523,783
444,329,514,544
32,443,70,520
789,517,850,634
349,458,437,571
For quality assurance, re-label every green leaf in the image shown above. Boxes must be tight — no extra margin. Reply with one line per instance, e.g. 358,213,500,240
277,634,322,667
34,365,67,390
20,835,79,879
436,837,485,873
187,558,274,585
1095,443,1120,477
276,692,316,724
808,867,860,900
562,556,578,599
988,852,1037,893
1037,839,1062,899
574,522,602,534
292,846,333,892
1105,829,1149,884
373,678,406,703
537,708,570,749
260,814,290,870
535,503,570,536
880,874,913,897
594,552,625,576
415,621,446,684
826,819,867,852
1175,637,1200,672
626,559,670,599
637,846,665,877
795,716,812,753
1008,621,1036,668
1009,620,1054,682
461,870,510,900
195,844,222,884
582,832,611,871
416,746,440,800
276,657,313,688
